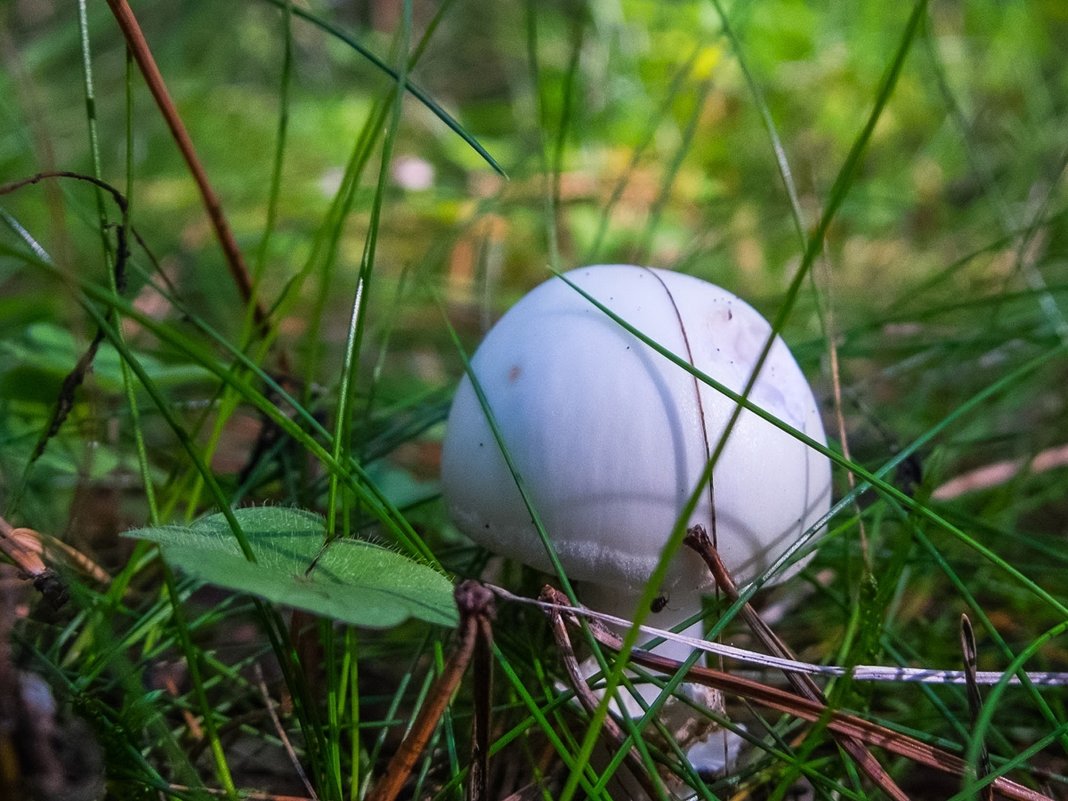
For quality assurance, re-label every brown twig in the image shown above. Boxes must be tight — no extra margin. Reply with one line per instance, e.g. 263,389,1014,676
544,597,662,800
368,581,495,801
684,525,908,801
543,585,1051,801
104,0,269,331
469,604,494,801
254,663,318,801
961,615,994,801
817,253,871,566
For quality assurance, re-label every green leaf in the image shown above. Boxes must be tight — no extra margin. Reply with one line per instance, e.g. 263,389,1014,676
126,507,457,629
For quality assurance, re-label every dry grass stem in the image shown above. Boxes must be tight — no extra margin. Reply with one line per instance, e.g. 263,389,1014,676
541,585,1052,801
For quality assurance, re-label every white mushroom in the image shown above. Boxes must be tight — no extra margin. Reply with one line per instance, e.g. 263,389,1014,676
441,264,831,722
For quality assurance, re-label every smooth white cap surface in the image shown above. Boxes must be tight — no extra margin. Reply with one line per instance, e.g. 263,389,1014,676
442,265,831,595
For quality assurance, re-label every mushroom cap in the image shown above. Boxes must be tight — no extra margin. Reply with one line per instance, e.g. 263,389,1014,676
441,265,831,594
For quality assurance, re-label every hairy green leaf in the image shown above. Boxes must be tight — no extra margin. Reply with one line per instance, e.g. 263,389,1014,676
127,507,457,628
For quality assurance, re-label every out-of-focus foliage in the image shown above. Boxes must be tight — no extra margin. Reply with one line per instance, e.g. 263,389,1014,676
1,1,1067,798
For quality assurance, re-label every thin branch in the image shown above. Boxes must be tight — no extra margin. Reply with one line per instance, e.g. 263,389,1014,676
254,663,318,801
542,586,1053,801
367,581,495,801
468,610,494,801
684,525,906,801
817,253,871,565
961,615,994,801
490,586,1068,688
545,600,662,800
104,0,269,331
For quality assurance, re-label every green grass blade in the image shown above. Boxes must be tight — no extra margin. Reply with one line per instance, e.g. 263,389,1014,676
256,0,505,177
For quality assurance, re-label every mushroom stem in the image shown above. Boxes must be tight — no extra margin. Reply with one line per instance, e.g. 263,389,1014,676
579,582,705,713
578,583,742,784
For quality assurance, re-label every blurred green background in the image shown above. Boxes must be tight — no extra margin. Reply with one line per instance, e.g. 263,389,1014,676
2,1,1068,797
4,0,1067,528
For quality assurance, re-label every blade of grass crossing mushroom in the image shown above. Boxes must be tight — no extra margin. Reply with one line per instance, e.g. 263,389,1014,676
442,273,751,794
551,269,1068,629
549,263,819,799
688,0,934,610
437,296,577,602
439,294,671,786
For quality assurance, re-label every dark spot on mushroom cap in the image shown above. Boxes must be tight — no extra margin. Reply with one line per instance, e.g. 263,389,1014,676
507,364,522,383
